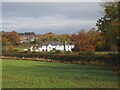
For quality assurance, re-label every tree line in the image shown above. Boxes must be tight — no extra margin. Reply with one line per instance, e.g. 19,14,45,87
1,28,118,52
1,1,119,53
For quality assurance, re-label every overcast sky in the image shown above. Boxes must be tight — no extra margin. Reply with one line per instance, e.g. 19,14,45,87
2,2,103,34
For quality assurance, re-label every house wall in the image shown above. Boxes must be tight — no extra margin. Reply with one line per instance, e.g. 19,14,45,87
42,46,47,51
65,45,75,52
47,44,53,52
29,44,75,52
59,46,64,51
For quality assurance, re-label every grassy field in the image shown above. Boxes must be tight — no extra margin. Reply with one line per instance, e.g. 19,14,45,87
2,59,118,88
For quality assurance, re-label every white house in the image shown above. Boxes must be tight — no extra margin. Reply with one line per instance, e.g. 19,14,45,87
24,42,75,52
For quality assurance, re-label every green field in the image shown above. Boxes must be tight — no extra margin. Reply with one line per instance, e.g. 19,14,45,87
2,59,118,88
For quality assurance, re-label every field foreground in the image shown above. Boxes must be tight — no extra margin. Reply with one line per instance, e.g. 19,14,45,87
2,59,118,88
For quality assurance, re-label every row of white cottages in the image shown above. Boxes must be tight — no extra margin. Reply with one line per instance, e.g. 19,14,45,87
25,42,75,52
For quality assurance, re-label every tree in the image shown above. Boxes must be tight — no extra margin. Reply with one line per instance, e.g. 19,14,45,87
96,1,120,52
4,45,15,51
10,31,20,45
2,37,8,45
88,28,104,51
2,31,20,45
71,31,95,52
58,34,71,44
35,35,45,45
35,32,71,45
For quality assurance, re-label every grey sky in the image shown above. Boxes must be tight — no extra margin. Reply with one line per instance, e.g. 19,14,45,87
2,2,102,34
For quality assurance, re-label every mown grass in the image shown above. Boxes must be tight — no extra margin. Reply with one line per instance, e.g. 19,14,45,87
2,59,118,88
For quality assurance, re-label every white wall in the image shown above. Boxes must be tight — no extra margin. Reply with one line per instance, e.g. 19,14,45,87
30,44,75,52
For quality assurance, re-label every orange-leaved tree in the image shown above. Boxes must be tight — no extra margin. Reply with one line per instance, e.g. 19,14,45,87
71,31,95,52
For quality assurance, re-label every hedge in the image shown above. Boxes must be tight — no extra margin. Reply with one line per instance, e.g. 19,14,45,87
2,52,119,66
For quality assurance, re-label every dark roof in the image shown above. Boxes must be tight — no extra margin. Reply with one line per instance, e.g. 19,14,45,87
43,42,63,46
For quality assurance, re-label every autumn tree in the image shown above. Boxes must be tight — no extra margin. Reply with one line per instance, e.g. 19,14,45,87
35,35,45,45
35,32,71,45
44,32,56,42
2,37,8,45
88,28,105,51
71,31,95,52
10,31,20,45
2,31,20,45
58,34,71,44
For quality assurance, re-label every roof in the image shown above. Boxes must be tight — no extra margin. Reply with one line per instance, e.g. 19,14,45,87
43,42,63,46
